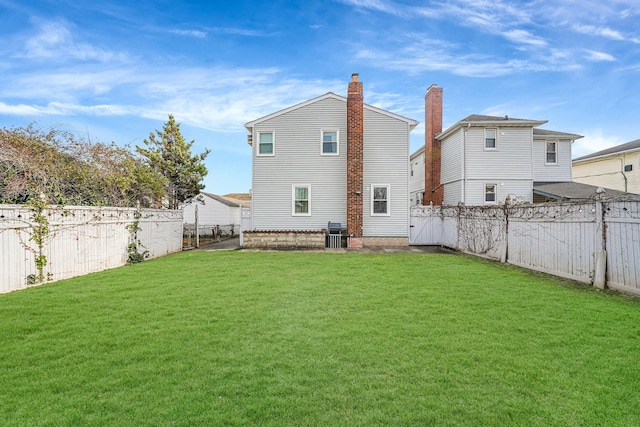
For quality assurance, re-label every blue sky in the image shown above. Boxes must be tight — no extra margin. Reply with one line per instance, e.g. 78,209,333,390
1,0,639,195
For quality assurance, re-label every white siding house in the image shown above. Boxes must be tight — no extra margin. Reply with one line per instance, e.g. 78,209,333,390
409,147,425,206
244,75,418,247
419,84,583,205
182,192,247,231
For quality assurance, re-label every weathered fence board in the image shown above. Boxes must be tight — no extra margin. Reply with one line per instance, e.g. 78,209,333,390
410,198,640,295
1,205,182,294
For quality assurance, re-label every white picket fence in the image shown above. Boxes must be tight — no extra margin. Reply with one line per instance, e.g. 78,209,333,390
1,205,183,293
410,197,640,296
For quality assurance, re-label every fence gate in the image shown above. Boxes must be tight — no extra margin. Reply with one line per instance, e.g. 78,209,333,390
409,206,442,245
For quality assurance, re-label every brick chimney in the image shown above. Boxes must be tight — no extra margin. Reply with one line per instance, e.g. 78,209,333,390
347,73,364,247
424,84,443,205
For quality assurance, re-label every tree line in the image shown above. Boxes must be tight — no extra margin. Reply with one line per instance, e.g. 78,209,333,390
0,115,209,208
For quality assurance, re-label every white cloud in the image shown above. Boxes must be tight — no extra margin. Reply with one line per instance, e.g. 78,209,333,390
585,50,616,62
22,20,129,63
503,29,547,47
0,63,349,133
573,24,625,41
171,29,207,38
337,0,408,17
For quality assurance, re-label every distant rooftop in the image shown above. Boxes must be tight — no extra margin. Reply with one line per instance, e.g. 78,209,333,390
573,139,640,162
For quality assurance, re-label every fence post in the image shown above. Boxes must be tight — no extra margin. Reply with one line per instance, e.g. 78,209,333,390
195,203,200,249
593,188,606,289
500,198,509,263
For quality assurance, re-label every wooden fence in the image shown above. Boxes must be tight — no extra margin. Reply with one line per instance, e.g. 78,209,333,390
1,205,183,294
410,195,640,296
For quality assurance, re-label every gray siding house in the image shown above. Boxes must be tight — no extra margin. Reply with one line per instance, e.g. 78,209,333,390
244,74,418,247
420,85,583,205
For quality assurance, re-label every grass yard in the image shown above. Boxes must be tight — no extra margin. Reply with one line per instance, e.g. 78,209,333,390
1,250,640,426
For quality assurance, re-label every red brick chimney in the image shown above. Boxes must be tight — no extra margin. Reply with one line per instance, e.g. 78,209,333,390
347,73,364,247
424,84,443,205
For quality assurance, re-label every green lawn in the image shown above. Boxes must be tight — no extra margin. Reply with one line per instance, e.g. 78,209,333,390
1,251,640,426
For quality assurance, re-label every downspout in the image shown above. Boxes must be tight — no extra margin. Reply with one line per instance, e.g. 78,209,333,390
463,123,469,204
618,157,628,193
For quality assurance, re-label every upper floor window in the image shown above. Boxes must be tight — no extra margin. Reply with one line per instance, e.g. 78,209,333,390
485,128,497,149
546,141,557,164
258,131,274,156
371,185,390,216
292,185,310,216
321,130,338,155
485,184,497,203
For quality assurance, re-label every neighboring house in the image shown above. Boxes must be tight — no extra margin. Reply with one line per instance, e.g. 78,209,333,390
244,74,418,248
572,139,640,195
418,84,583,205
182,192,247,233
409,146,425,206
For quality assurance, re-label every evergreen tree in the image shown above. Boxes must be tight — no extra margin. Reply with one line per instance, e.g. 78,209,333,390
137,115,210,209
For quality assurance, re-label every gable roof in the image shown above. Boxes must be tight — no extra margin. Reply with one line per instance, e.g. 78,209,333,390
438,114,547,140
200,192,243,208
532,182,635,200
573,138,640,162
533,128,583,140
244,92,418,131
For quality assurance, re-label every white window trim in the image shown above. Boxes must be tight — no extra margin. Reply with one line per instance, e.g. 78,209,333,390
320,129,339,156
291,184,311,216
484,183,497,204
371,184,391,216
545,140,558,165
257,130,275,157
484,128,497,150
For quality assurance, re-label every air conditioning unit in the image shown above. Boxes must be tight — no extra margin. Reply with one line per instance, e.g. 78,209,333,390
247,134,253,146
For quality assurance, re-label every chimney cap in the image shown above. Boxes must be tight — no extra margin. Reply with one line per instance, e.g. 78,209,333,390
351,73,359,82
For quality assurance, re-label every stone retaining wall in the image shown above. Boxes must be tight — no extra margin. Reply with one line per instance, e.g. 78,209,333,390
242,230,326,249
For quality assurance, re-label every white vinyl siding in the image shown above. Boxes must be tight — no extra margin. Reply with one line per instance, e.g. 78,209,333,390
466,127,532,180
251,94,413,236
251,96,347,230
443,181,464,205
409,148,425,206
182,195,241,226
534,139,572,182
441,128,464,185
362,108,410,237
464,180,533,205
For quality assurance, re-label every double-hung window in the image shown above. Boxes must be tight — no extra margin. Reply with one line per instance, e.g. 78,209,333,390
485,184,497,203
292,185,311,216
371,185,390,216
485,128,497,149
257,131,274,156
321,130,338,155
546,141,557,164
